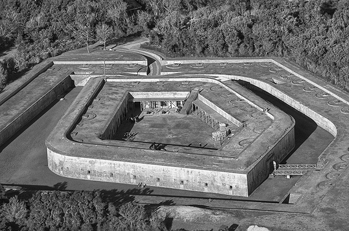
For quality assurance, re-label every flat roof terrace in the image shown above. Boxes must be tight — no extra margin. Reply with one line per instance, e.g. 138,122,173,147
161,61,288,78
55,50,146,62
54,63,147,75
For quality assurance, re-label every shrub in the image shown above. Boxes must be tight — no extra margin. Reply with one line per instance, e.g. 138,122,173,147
0,61,8,91
2,196,28,224
0,183,5,199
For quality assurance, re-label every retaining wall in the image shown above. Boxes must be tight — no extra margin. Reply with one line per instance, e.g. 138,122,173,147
47,149,249,196
0,74,74,147
247,127,295,194
100,92,130,140
197,94,243,127
0,60,54,106
53,60,147,65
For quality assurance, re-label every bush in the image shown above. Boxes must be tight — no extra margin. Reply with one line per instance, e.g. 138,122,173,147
2,196,28,224
0,191,169,231
0,61,8,91
0,184,5,199
3,57,16,74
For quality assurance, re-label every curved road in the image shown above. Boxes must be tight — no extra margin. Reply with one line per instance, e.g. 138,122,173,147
113,38,162,76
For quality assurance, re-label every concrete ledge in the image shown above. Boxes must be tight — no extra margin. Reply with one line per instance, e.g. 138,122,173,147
162,58,273,65
0,60,54,106
47,149,249,197
53,60,147,65
197,94,243,127
0,73,74,147
270,59,349,107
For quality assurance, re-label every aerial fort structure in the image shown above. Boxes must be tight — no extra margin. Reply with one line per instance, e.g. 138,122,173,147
46,75,295,197
1,41,349,221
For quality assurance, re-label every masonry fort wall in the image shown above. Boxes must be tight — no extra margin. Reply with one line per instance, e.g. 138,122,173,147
0,60,54,106
0,74,73,147
47,148,249,196
247,126,295,194
100,93,130,140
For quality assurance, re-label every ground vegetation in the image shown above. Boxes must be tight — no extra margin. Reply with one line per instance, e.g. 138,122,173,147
0,0,142,90
0,190,169,231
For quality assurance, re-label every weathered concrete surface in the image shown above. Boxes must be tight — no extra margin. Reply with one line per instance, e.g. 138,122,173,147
180,89,198,115
0,88,82,185
55,50,146,62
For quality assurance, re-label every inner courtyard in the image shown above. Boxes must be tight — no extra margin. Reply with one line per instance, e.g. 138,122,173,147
113,112,218,149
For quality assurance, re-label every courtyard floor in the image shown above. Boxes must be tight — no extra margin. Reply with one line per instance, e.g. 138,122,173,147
114,113,217,149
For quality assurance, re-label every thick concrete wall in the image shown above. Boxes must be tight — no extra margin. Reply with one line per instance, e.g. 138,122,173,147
162,58,272,65
180,90,199,115
197,94,243,127
47,149,249,196
0,60,54,106
100,92,130,140
130,91,189,99
53,60,147,65
247,127,295,194
0,75,74,147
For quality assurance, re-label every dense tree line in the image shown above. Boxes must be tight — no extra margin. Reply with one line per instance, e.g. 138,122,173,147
0,0,142,90
0,190,169,231
0,185,231,230
139,0,349,91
